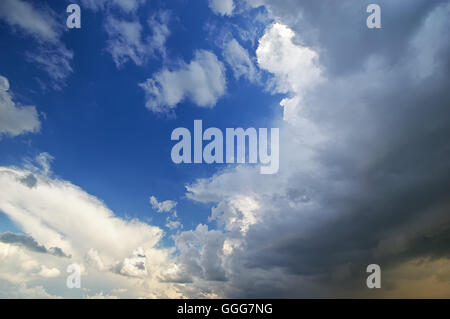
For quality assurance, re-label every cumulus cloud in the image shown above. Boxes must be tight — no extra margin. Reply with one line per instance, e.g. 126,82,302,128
223,39,258,82
38,265,60,278
139,50,226,113
0,75,40,138
0,156,185,298
85,248,106,271
0,0,73,88
256,23,323,123
172,225,227,282
208,0,235,16
111,247,147,277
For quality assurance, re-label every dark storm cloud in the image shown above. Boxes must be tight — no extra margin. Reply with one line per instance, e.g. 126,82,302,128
178,0,450,297
235,0,450,293
260,0,446,76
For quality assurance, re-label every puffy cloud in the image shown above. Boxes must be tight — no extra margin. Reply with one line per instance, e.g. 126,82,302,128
223,39,258,82
256,23,323,123
85,248,106,271
256,23,322,94
149,196,177,213
0,156,184,298
111,247,147,277
139,50,226,113
208,0,235,16
38,265,60,278
0,75,40,138
172,225,227,282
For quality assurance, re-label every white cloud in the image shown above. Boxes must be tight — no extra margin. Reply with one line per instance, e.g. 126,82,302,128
209,195,260,234
208,0,235,16
0,157,185,298
256,23,323,123
0,0,60,43
105,16,147,67
139,50,226,113
149,196,177,213
0,165,164,263
85,248,106,271
0,75,40,138
83,0,169,69
84,291,119,299
257,23,322,93
104,11,170,68
172,224,227,282
111,247,147,277
165,217,182,230
147,10,171,58
223,39,258,82
38,265,60,278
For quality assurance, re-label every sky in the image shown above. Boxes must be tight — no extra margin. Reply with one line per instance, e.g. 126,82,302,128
0,0,449,298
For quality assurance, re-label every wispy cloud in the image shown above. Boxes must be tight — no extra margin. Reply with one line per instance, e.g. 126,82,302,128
0,0,73,89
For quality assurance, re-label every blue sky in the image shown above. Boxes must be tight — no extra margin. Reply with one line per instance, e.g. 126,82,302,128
1,0,450,299
0,0,280,236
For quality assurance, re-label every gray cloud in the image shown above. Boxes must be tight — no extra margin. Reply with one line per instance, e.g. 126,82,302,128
0,232,71,258
172,0,450,297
